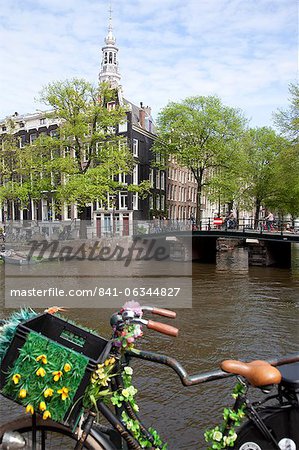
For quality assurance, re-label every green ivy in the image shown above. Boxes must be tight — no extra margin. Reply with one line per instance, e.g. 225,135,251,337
204,382,246,449
110,365,167,449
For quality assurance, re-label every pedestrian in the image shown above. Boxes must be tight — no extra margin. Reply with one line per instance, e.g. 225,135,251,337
225,210,236,229
265,212,274,231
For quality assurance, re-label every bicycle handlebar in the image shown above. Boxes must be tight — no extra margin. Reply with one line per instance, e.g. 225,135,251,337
126,349,299,387
146,320,179,337
142,307,177,319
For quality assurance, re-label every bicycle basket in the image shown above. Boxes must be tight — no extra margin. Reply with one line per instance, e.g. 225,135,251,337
0,313,112,428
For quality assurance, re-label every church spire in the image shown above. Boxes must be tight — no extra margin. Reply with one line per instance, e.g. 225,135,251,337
99,2,121,88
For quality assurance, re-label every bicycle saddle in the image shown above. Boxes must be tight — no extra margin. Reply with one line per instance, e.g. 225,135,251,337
220,359,282,387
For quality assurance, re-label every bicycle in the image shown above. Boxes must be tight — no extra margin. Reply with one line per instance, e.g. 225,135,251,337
0,304,298,450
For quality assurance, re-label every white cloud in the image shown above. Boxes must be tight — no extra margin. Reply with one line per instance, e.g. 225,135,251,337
0,0,297,127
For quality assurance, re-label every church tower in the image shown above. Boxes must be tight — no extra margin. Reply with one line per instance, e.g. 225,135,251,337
99,5,121,88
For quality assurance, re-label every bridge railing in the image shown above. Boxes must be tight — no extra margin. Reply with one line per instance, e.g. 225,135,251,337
200,217,298,235
133,218,299,236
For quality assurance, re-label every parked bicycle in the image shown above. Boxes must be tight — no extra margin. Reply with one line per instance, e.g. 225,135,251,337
0,303,298,450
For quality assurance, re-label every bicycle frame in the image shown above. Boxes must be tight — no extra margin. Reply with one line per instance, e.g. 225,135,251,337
82,349,299,450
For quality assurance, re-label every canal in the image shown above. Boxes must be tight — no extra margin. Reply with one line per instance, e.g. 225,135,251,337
0,245,298,449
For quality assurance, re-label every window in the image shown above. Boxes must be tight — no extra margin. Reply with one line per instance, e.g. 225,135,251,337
149,169,154,187
107,101,116,111
113,53,116,64
104,52,108,64
156,171,160,189
133,139,138,157
133,193,138,210
119,172,127,185
149,196,153,209
107,194,115,209
133,164,138,185
107,126,116,135
161,195,165,210
109,52,113,63
161,172,165,190
119,141,127,151
2,126,6,132
50,129,58,138
19,135,26,148
118,121,128,133
40,118,46,125
119,192,128,209
156,195,160,210
30,133,37,144
83,144,89,162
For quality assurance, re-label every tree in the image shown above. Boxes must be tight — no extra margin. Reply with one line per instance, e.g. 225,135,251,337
239,127,289,225
267,144,299,221
154,96,246,222
273,82,299,142
38,79,133,219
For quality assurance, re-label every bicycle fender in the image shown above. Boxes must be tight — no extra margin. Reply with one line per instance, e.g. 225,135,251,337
90,427,120,450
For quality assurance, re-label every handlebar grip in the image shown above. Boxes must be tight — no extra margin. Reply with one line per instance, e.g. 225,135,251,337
147,320,179,337
151,307,176,319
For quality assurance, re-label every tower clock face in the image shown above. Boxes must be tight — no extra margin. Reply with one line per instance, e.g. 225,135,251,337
239,443,261,450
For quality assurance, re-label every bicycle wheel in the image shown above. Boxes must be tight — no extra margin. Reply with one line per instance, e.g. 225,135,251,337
233,406,299,450
0,416,105,450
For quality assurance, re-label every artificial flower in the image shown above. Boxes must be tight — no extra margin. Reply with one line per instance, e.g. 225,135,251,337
19,389,27,399
12,374,21,385
52,370,63,382
224,433,237,445
39,401,47,411
26,404,34,415
44,388,54,398
212,430,223,442
124,366,133,375
64,363,71,372
57,386,69,400
104,357,115,366
36,354,48,364
36,367,46,377
43,410,51,420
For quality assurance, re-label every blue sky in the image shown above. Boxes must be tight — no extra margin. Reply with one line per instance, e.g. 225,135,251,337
0,0,297,127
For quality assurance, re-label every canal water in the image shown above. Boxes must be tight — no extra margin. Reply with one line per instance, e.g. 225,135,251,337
0,245,298,449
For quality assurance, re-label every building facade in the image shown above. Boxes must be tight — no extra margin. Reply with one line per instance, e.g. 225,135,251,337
0,11,167,237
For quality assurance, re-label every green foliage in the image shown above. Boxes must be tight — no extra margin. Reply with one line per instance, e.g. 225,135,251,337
111,366,167,449
83,357,117,411
274,82,299,141
204,382,246,449
239,126,293,220
154,95,246,221
0,78,138,211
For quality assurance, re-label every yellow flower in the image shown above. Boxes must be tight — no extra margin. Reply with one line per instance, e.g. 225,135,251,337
43,410,51,420
26,404,34,415
12,374,21,385
39,401,47,411
44,388,54,398
64,363,71,372
36,354,48,364
104,357,115,366
52,370,63,382
57,386,69,400
36,367,46,377
19,389,27,399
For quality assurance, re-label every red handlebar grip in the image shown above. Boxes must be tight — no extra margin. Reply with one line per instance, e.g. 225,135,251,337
147,320,179,337
151,308,176,319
